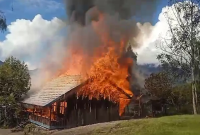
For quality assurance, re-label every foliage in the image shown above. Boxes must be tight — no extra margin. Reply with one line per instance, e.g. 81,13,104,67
166,82,200,114
170,83,193,114
24,123,48,135
171,84,192,106
144,72,172,100
0,56,31,100
143,72,198,114
0,11,7,32
157,0,200,114
24,124,35,135
157,1,200,80
0,56,31,127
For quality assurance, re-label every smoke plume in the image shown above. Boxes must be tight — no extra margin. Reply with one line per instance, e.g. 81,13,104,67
30,0,159,94
63,0,159,86
65,0,159,25
64,0,159,51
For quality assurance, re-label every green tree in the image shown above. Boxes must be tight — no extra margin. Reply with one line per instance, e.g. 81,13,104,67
0,56,31,127
157,0,200,114
170,83,200,114
0,11,7,32
144,72,172,102
171,84,193,114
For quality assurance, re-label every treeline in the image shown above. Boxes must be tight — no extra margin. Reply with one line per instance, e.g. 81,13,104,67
144,0,200,115
0,8,31,128
144,72,200,115
0,57,31,127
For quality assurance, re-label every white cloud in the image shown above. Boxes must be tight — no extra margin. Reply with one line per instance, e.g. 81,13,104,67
0,8,168,70
0,1,186,70
0,14,65,70
136,1,200,65
135,4,172,65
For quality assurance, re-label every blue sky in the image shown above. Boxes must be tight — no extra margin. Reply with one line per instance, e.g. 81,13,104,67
0,0,66,40
0,0,169,68
0,0,168,39
155,1,169,22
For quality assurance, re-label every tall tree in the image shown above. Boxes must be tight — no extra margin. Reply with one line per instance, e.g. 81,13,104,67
144,72,172,101
0,11,7,32
157,0,200,114
0,56,31,126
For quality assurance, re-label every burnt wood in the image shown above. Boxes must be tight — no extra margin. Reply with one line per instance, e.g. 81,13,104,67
25,94,120,129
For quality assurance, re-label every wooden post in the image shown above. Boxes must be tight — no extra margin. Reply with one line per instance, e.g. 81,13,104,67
139,89,141,118
32,107,34,120
110,103,112,121
49,106,51,126
90,101,92,113
95,100,97,122
41,109,43,124
117,103,120,120
151,100,155,117
64,100,67,127
76,96,78,127
139,97,141,117
108,102,110,121
83,101,86,125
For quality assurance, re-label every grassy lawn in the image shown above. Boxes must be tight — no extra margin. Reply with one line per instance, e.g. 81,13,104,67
3,115,199,135
84,115,200,135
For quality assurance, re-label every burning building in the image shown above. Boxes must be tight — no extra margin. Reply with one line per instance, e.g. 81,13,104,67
22,68,134,129
22,0,159,130
22,45,137,129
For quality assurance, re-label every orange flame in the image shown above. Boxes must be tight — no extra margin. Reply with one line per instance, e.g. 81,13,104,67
54,13,134,116
78,43,133,115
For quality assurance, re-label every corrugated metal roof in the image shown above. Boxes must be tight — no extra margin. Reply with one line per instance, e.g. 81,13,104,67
23,75,82,106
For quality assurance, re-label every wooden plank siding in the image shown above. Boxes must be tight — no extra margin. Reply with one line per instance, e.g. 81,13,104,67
28,94,120,129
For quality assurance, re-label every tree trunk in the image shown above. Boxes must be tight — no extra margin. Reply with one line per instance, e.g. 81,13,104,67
191,42,198,114
192,77,198,114
197,42,200,106
3,106,7,127
190,2,198,115
195,84,198,106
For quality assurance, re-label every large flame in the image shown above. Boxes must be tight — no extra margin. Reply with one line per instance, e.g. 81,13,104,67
78,46,134,115
54,13,134,116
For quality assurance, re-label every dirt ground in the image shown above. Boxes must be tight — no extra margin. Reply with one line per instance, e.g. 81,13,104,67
52,120,122,135
0,120,124,135
0,129,23,135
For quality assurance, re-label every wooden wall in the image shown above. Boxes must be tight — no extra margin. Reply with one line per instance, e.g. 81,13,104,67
50,95,120,129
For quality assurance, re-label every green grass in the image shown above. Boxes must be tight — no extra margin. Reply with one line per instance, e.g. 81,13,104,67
87,115,200,135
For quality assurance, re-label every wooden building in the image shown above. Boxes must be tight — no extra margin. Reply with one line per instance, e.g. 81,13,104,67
22,75,131,129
